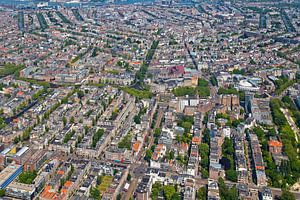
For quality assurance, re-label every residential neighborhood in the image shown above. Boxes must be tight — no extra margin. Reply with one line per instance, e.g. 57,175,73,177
0,0,300,200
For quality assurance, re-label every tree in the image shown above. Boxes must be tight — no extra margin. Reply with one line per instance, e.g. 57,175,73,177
127,173,131,181
62,116,67,126
134,115,141,124
70,116,75,124
177,154,186,165
116,194,122,200
151,145,155,152
18,171,37,184
172,193,181,200
145,149,152,162
197,78,210,97
117,60,123,67
253,127,264,141
228,187,238,200
231,119,241,128
199,143,209,157
175,134,182,143
172,86,197,97
90,187,100,200
151,182,162,200
218,86,238,95
163,185,176,200
232,68,246,75
118,134,132,150
77,90,84,99
200,157,209,169
166,150,175,160
210,75,218,86
280,190,295,200
182,121,192,133
92,129,104,148
154,128,161,137
196,186,207,200
13,136,20,144
0,189,5,197
201,168,209,179
226,169,238,182
203,128,210,144
96,175,103,185
22,128,31,141
218,178,238,200
222,137,234,155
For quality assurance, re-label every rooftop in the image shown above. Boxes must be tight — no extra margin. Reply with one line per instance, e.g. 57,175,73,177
0,164,22,187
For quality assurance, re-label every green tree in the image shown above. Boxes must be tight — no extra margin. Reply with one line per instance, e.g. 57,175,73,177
127,173,131,181
18,171,37,184
77,90,84,99
154,128,162,137
197,78,210,97
134,115,141,124
172,86,197,97
62,116,67,126
223,137,234,155
280,190,295,200
218,86,238,95
196,186,207,200
226,169,238,182
218,178,238,200
228,187,238,200
199,143,209,157
0,189,5,197
166,150,175,160
200,157,209,169
117,194,122,200
172,193,181,200
182,121,192,133
91,129,104,148
210,75,218,86
163,185,176,200
70,116,75,123
90,187,101,200
151,182,162,200
253,127,264,141
118,134,132,150
97,175,103,185
145,149,152,162
201,168,209,179
13,136,20,144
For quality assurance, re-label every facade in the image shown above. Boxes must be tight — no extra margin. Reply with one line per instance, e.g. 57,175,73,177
249,134,267,187
260,187,273,200
219,94,240,111
5,182,36,200
105,146,129,162
24,150,48,172
207,179,220,200
249,97,272,125
135,175,153,200
268,139,283,155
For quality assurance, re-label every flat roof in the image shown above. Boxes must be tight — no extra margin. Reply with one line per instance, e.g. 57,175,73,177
16,147,29,157
1,148,11,155
6,181,35,192
0,164,22,186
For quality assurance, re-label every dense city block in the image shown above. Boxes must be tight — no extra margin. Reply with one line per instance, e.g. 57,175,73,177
0,0,300,200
